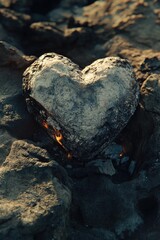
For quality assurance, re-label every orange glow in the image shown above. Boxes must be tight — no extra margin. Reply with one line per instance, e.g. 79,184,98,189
54,130,73,160
41,120,72,160
54,130,63,147
67,152,72,160
42,121,49,129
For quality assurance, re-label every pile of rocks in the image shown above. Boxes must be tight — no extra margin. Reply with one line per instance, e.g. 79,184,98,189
0,1,160,240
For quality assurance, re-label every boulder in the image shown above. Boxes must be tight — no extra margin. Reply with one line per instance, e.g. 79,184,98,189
0,8,31,32
141,73,160,161
0,41,35,68
0,41,36,138
141,73,160,115
23,53,139,160
0,140,71,240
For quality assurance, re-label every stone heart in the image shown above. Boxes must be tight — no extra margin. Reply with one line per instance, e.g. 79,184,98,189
23,53,139,160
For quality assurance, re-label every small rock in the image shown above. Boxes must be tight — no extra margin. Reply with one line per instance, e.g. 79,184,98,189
140,74,160,161
0,41,35,68
102,142,122,160
140,57,160,72
86,159,116,176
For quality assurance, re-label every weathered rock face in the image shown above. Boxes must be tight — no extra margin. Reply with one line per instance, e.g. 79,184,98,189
140,73,160,161
28,22,64,55
72,175,144,238
23,53,139,160
141,74,160,115
0,0,59,14
0,128,15,166
71,168,160,240
69,228,117,240
0,41,36,140
1,0,160,239
0,140,71,240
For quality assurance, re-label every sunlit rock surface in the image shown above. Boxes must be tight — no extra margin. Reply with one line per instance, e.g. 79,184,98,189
0,140,71,240
23,53,139,160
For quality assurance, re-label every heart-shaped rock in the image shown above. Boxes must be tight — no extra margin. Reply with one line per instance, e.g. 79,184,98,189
23,53,139,160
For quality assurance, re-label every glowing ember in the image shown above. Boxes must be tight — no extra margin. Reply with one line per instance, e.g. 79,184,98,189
54,130,73,159
67,152,72,160
119,144,127,158
42,121,49,129
41,120,72,159
54,130,63,147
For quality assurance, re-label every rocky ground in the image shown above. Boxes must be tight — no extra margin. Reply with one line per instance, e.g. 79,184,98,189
0,0,160,239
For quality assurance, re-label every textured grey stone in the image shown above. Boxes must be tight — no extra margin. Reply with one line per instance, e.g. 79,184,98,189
0,140,71,240
69,228,117,240
0,128,15,165
0,41,36,139
0,41,35,99
23,53,139,160
72,175,144,238
140,74,160,161
141,74,160,114
0,41,35,68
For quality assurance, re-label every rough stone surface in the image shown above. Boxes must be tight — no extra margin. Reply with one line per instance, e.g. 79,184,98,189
0,8,31,32
1,0,160,239
0,128,15,166
72,175,144,238
0,94,36,139
0,0,59,14
23,53,139,160
70,163,160,240
0,41,36,138
69,228,117,240
0,41,35,99
140,74,160,161
0,41,35,68
0,23,18,47
141,74,160,114
0,140,71,240
27,22,64,55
